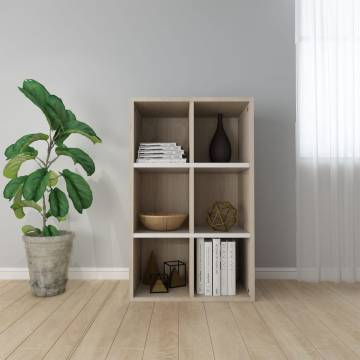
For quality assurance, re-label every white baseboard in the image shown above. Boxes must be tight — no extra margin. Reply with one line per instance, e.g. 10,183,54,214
0,267,297,280
255,267,297,280
0,267,129,280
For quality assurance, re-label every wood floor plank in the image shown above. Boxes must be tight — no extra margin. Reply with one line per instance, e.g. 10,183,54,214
0,292,40,334
7,281,102,360
204,302,251,360
255,285,322,359
229,302,286,360
70,281,129,360
143,302,179,360
0,281,9,288
260,280,359,360
178,302,214,360
107,302,153,360
324,282,360,310
0,281,29,313
44,281,117,360
0,280,82,359
285,280,360,357
0,281,23,297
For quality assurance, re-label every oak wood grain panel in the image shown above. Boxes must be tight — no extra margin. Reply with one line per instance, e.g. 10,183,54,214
107,302,153,360
204,302,251,360
43,281,116,360
143,302,178,360
260,280,358,360
0,281,82,359
70,281,129,360
229,302,286,360
255,285,322,359
179,302,214,360
7,281,102,360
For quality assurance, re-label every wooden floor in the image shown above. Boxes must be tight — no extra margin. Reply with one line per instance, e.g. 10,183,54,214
1,281,360,359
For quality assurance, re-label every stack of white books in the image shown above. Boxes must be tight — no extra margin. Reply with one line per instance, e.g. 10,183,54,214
196,238,236,296
136,142,186,163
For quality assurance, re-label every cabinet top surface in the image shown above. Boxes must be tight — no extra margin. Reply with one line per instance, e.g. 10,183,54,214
131,96,254,103
131,97,254,117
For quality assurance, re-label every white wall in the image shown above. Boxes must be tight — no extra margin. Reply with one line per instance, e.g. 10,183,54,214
0,0,295,268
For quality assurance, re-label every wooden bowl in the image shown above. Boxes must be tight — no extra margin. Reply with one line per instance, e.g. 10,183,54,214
139,212,188,231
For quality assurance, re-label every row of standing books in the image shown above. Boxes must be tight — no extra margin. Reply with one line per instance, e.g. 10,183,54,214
196,238,236,296
136,142,187,163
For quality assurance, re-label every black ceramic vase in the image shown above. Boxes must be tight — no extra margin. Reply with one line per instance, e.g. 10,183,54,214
209,113,231,162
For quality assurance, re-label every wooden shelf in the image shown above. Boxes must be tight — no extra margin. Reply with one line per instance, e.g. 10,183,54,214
130,97,255,302
134,163,189,173
134,162,250,173
193,163,250,173
133,283,190,302
134,227,190,238
194,225,250,238
194,285,250,302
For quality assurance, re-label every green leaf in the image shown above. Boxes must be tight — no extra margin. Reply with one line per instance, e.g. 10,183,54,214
5,133,48,160
3,176,27,200
44,95,66,131
23,168,49,202
22,225,41,235
12,187,25,218
48,170,59,187
56,146,95,176
3,153,36,179
43,225,60,237
11,195,42,218
12,200,42,212
13,208,25,219
18,79,58,130
62,169,92,213
49,188,69,218
55,110,101,145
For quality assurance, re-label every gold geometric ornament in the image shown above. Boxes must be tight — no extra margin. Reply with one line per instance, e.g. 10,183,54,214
207,201,237,231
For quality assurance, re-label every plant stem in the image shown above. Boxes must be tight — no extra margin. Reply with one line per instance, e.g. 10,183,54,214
42,129,54,231
42,195,46,231
48,155,59,168
36,157,46,167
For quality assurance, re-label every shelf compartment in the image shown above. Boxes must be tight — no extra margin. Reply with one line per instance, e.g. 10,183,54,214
132,237,190,301
133,100,190,162
194,171,252,233
134,171,189,233
194,100,252,163
193,238,253,301
134,163,190,173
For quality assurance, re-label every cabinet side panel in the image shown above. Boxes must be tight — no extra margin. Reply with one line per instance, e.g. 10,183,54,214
189,102,194,163
243,101,255,298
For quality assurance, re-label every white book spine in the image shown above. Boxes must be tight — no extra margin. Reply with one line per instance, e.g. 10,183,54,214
138,154,183,159
196,238,205,295
204,240,213,296
138,146,182,151
139,142,177,147
212,238,221,296
136,158,186,163
220,240,228,296
138,150,185,155
227,241,236,296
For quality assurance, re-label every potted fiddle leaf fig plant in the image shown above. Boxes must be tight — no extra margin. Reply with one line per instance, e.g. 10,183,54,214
3,79,101,297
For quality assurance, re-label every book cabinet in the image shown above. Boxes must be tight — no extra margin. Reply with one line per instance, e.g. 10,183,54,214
130,97,255,301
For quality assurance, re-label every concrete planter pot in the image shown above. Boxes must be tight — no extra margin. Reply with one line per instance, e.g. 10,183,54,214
23,231,74,297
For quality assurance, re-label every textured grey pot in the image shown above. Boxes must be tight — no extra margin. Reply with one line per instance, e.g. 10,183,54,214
23,231,74,297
